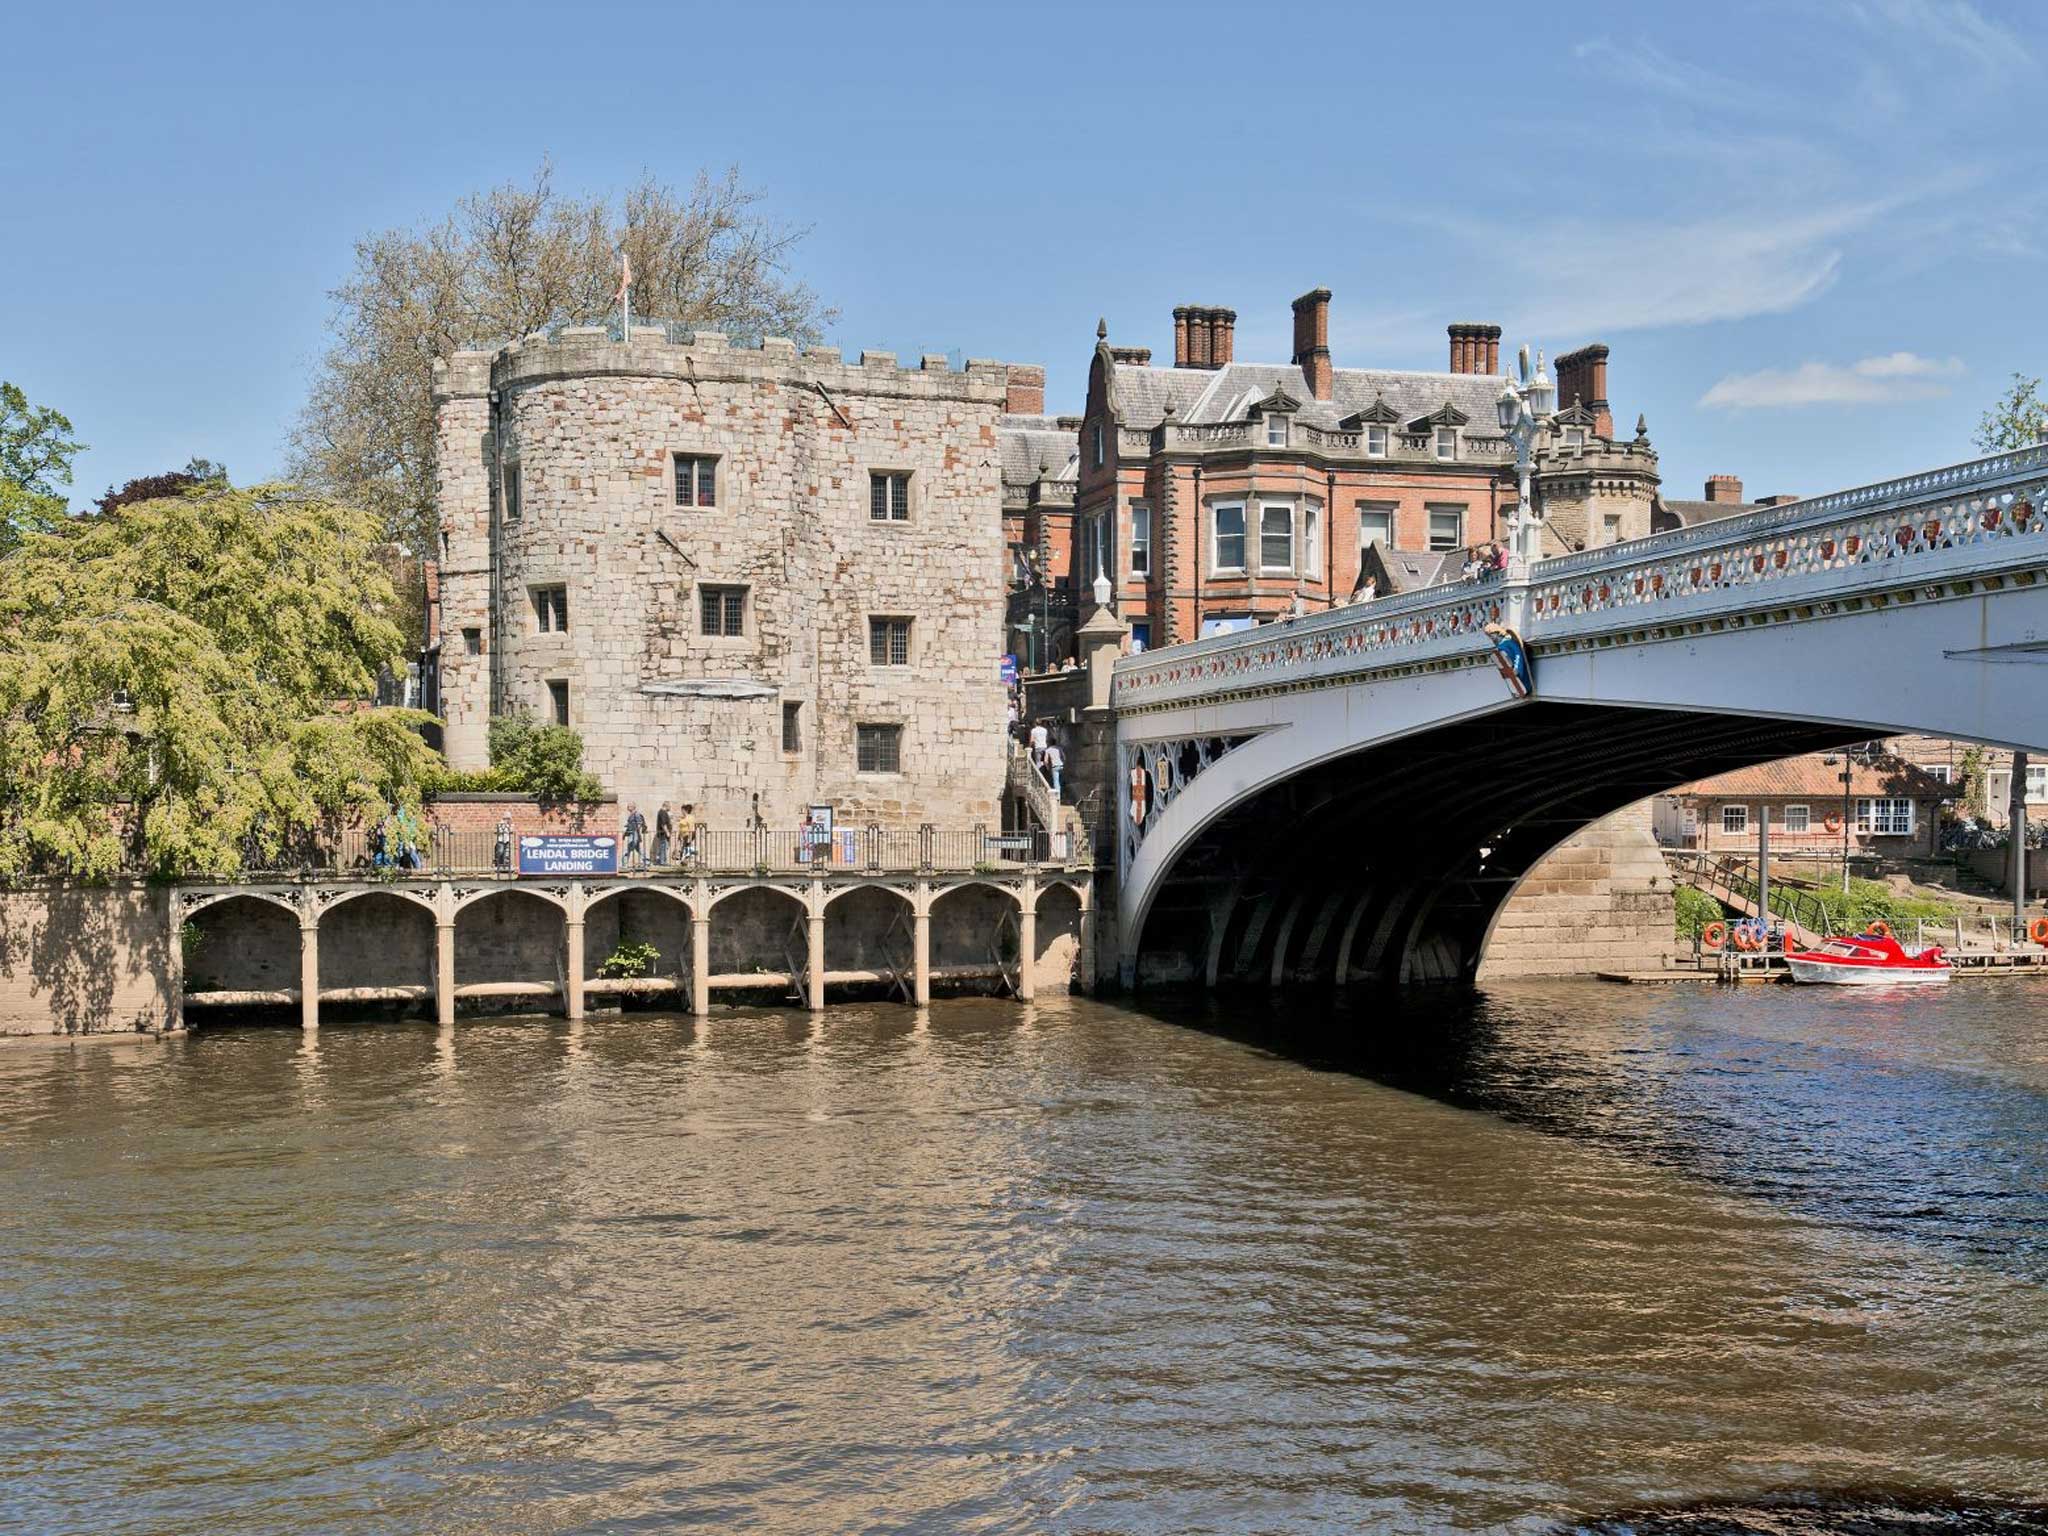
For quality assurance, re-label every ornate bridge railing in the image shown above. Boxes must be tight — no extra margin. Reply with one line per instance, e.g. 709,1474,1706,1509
1112,443,2048,714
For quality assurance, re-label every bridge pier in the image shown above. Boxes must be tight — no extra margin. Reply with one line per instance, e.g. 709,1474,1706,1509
806,905,826,1012
435,919,456,1026
690,911,710,1017
1017,877,1037,1001
564,917,586,1021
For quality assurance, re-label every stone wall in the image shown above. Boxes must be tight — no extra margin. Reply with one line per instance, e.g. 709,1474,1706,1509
0,884,175,1035
434,331,1014,834
1478,800,1679,978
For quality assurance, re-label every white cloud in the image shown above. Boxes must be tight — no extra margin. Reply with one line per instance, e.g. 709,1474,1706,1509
1835,0,2034,74
1699,352,1965,409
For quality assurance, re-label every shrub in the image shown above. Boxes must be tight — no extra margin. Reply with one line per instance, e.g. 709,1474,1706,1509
484,714,603,803
1674,885,1723,941
597,941,660,979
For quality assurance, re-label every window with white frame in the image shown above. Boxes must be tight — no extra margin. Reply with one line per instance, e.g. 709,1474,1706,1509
1213,503,1246,572
1721,804,1749,834
2030,764,2048,801
1366,424,1389,457
1427,506,1464,552
869,472,911,522
1920,763,1953,784
1302,501,1321,578
1260,502,1294,573
1855,797,1915,836
1782,803,1811,832
1266,414,1288,447
1358,504,1394,548
1129,504,1151,576
1434,426,1458,461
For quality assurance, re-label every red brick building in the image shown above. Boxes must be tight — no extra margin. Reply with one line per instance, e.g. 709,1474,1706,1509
1039,287,1661,649
1661,753,1950,857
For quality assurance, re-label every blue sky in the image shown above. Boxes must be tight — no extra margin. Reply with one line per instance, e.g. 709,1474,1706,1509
3,0,2041,511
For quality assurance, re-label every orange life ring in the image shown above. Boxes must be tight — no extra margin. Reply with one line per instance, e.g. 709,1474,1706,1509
1823,814,1842,834
1732,927,1755,952
2029,917,2048,946
1701,921,1727,952
1865,919,1892,938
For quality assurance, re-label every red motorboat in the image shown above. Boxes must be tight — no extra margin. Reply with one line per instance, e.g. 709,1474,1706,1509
1782,927,1951,985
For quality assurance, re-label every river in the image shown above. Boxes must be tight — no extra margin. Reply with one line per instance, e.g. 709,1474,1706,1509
2,982,2045,1534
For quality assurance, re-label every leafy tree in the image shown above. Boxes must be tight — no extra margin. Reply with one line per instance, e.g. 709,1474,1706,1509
1974,372,2047,454
93,457,228,518
0,482,442,879
485,713,603,803
0,381,85,555
289,160,833,556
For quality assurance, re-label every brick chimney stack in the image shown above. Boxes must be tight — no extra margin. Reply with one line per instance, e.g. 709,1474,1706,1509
1555,344,1613,437
1447,323,1501,375
1003,364,1045,416
1172,305,1235,369
1291,288,1332,400
1705,474,1744,504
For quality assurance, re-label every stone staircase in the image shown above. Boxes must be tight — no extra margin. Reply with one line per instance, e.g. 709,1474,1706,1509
1007,738,1061,836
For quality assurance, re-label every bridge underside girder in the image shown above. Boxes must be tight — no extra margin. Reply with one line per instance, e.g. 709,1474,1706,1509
1133,703,1866,988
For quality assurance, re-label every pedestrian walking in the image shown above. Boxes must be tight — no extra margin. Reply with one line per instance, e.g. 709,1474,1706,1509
675,802,699,863
653,802,673,867
1046,741,1064,797
494,813,514,874
623,803,647,872
1029,719,1050,767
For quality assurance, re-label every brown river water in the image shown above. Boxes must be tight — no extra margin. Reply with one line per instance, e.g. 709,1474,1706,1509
2,981,2046,1534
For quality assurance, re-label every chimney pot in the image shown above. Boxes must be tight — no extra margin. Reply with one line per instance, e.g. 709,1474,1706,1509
1210,307,1235,367
1705,474,1744,504
1172,307,1191,368
1291,288,1332,399
1003,364,1045,417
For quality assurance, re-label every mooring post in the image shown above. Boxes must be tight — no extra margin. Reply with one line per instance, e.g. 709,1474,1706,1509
435,919,456,1027
1017,877,1037,1002
298,918,320,1031
913,880,932,1006
806,882,826,1012
564,916,585,1021
690,909,711,1017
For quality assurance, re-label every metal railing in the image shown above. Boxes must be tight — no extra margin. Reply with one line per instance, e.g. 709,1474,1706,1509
1675,851,1840,943
199,823,1086,883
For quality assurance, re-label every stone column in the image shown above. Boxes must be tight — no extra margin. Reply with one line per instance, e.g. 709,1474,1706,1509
435,920,456,1027
564,917,585,1021
806,909,826,1012
165,894,186,1034
690,913,711,1017
299,918,320,1031
1017,879,1037,1001
913,881,932,1006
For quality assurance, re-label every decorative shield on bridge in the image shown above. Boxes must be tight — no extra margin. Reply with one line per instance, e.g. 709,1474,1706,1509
1483,624,1533,701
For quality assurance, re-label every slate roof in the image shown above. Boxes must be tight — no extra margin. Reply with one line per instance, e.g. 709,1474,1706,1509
1674,754,1952,800
1113,359,1510,439
1655,496,1756,530
998,414,1079,490
1362,544,1460,594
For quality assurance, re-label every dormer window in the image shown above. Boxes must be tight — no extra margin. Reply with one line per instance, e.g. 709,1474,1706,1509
1266,414,1288,448
1366,425,1388,457
1434,427,1458,461
1565,427,1586,451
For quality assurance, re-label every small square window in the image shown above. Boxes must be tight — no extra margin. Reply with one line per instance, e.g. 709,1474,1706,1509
532,585,569,633
1366,425,1388,457
1427,508,1464,552
857,723,902,774
1434,427,1458,461
461,627,482,656
782,701,803,754
870,472,910,521
674,454,718,508
700,585,746,638
1266,415,1288,447
546,679,570,726
1358,505,1393,548
1565,427,1586,450
1721,804,1749,834
869,615,912,666
1782,804,1811,832
503,464,523,521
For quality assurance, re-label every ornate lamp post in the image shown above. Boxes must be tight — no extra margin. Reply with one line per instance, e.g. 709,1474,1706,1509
1495,345,1556,569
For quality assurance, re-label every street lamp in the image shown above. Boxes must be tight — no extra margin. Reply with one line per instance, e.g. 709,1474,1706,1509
1822,743,1880,895
1495,345,1556,567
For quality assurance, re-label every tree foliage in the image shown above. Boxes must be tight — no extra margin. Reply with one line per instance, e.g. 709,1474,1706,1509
94,457,227,518
289,160,833,555
0,482,442,879
1,381,85,556
486,714,604,803
1974,372,2047,454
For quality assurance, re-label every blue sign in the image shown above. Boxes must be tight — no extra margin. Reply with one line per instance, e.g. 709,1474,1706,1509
1000,653,1020,685
517,834,618,876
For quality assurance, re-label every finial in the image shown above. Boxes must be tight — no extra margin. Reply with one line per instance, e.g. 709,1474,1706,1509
1163,399,1176,417
1092,546,1112,607
1096,317,1108,341
1634,413,1649,443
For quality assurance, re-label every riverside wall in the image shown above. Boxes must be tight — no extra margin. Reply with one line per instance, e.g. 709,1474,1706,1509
0,883,176,1036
